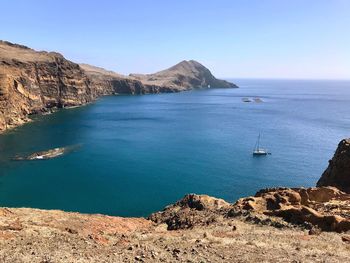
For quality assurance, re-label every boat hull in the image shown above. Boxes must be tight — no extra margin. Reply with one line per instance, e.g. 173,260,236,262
253,151,268,156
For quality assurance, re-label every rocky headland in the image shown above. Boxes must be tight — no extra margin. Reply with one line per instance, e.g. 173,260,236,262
129,59,236,90
0,41,94,132
317,138,350,193
0,40,237,133
1,139,350,262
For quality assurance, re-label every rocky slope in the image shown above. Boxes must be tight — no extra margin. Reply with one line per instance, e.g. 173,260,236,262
0,40,237,133
130,60,237,90
1,139,350,262
79,63,178,95
317,138,350,193
1,190,350,262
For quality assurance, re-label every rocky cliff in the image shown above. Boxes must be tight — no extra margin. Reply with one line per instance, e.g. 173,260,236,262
79,63,177,95
0,41,96,132
0,41,237,133
317,139,350,193
130,60,237,90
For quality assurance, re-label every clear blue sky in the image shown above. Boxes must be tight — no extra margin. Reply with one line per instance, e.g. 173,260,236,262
1,0,349,79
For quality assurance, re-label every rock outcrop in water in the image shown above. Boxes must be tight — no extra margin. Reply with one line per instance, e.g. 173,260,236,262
317,139,350,193
12,145,81,161
0,40,237,133
1,139,350,262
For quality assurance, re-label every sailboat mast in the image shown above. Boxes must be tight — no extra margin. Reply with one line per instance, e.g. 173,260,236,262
257,133,260,150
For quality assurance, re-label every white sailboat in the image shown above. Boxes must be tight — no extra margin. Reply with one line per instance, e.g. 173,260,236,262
253,133,270,156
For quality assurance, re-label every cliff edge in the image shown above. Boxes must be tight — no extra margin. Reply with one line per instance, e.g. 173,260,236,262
0,40,95,132
317,139,350,193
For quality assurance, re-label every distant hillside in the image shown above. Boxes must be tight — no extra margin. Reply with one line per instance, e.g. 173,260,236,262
130,60,237,89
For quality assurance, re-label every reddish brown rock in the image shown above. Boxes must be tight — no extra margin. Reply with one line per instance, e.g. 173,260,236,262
0,41,96,132
342,235,350,243
230,187,350,232
149,194,230,230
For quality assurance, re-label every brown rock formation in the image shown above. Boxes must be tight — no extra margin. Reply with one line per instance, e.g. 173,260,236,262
150,187,350,233
317,139,350,193
0,41,96,132
80,63,177,95
230,187,350,232
149,194,231,230
130,60,237,90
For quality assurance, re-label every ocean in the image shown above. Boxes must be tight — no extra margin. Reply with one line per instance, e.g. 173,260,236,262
0,79,349,216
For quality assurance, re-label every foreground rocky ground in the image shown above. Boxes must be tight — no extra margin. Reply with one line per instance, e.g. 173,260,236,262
1,187,350,263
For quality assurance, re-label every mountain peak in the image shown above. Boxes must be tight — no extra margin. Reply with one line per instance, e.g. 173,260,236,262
167,60,204,71
130,60,237,89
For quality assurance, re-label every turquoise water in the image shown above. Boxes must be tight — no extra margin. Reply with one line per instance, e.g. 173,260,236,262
0,79,349,216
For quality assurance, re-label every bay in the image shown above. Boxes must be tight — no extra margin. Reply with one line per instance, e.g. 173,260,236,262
0,79,349,216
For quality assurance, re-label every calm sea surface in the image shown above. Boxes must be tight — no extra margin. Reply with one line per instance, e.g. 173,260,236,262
0,79,349,216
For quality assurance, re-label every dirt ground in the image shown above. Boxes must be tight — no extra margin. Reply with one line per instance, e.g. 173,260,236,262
1,207,350,263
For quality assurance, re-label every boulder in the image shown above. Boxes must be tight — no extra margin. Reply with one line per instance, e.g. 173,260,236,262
229,187,350,232
148,194,230,230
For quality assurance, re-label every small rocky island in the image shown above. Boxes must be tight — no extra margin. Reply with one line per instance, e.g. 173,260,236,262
0,40,237,133
1,139,350,262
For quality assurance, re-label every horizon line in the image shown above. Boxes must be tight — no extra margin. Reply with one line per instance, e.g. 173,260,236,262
221,77,350,81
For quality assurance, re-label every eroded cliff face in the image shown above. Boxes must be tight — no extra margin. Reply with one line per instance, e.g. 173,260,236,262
317,139,350,193
0,41,96,132
79,64,177,95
